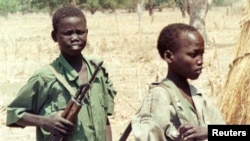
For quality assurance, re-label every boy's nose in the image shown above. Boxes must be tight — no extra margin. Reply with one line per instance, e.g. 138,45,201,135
197,56,203,65
197,59,203,65
71,33,79,40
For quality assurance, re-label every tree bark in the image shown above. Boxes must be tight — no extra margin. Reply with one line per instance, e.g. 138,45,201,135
137,0,145,32
188,0,210,46
148,0,153,16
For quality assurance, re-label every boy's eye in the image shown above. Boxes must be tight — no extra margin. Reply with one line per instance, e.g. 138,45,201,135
188,49,204,58
188,52,197,58
62,30,87,36
189,52,204,58
63,31,73,36
77,30,87,35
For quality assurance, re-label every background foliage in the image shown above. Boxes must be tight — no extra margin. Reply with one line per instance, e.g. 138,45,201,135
0,0,238,16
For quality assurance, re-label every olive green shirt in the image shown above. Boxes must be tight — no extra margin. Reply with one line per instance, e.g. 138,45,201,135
6,54,117,141
131,79,225,141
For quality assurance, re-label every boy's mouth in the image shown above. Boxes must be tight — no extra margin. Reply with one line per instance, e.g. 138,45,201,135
71,45,81,49
195,68,202,74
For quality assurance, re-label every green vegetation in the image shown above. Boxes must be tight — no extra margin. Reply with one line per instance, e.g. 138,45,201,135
0,0,242,16
212,0,237,6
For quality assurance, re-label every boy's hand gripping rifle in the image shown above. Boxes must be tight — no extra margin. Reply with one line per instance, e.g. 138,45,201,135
49,60,104,141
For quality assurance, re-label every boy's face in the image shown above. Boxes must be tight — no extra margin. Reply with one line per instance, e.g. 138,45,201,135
52,16,88,56
168,31,204,80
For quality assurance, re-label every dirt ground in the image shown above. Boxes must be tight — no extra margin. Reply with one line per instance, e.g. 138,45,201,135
0,6,244,140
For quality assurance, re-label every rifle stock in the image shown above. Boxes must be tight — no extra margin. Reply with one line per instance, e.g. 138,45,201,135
49,61,103,141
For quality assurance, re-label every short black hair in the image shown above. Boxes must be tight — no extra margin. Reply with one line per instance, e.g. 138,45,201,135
52,4,86,32
157,23,198,59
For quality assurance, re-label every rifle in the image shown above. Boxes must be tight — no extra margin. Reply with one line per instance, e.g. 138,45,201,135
119,122,132,141
49,60,104,141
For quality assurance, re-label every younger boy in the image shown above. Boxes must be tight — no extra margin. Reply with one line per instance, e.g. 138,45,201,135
131,23,225,141
6,4,116,141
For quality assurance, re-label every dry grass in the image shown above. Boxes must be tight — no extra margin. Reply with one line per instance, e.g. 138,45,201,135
218,2,250,124
219,53,250,124
0,6,244,140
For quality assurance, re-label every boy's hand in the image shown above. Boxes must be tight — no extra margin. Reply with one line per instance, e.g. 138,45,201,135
178,123,208,140
42,110,74,138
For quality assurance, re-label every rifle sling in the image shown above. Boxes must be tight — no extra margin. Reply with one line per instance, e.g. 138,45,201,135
47,65,75,95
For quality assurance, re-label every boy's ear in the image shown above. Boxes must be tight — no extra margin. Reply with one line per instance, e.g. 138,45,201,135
164,50,173,63
51,30,57,42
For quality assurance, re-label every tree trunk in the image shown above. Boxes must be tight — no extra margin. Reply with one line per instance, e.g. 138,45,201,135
176,0,188,18
188,0,210,46
148,0,153,16
137,0,145,32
